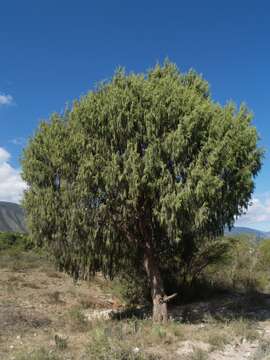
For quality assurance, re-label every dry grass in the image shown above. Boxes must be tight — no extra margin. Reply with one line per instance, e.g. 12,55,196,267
0,249,124,359
0,248,269,360
252,339,270,360
188,348,209,360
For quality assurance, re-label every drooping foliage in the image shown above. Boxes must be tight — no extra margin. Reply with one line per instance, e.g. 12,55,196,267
22,61,262,289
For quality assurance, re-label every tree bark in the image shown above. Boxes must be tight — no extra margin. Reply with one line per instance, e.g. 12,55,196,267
143,240,168,323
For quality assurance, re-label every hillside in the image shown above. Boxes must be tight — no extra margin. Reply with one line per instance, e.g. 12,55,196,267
225,226,270,240
2,244,270,359
0,201,26,233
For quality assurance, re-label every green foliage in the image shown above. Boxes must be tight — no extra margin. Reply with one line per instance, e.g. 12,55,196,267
204,235,269,293
257,239,270,271
114,236,234,305
21,61,263,297
113,269,151,306
0,232,32,251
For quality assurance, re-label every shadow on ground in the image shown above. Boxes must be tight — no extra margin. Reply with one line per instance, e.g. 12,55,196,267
111,291,270,324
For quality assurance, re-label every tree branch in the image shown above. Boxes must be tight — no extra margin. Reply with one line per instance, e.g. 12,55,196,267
161,293,178,303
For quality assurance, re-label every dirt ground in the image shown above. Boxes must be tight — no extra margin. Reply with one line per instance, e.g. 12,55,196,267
0,252,122,359
2,251,270,360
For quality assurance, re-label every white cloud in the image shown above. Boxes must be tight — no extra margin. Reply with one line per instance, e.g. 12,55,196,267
0,147,26,203
236,194,270,230
0,148,10,162
0,94,13,106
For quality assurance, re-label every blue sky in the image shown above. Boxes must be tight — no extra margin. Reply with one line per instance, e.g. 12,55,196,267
0,0,269,230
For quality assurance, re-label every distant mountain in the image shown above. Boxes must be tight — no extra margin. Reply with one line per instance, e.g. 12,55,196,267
225,226,270,240
0,202,26,233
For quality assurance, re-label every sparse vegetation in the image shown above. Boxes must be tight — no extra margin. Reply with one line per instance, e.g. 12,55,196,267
206,330,230,351
15,348,60,360
54,334,68,351
86,324,160,360
188,348,209,360
46,291,62,304
252,339,270,360
2,232,270,359
68,306,89,332
230,318,260,342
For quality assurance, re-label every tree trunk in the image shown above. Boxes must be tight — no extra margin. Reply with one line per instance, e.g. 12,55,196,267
143,240,168,323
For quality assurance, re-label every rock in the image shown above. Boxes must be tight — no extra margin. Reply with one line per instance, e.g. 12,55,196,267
83,308,116,321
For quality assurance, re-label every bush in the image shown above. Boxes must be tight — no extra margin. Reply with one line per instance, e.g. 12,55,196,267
112,234,270,306
0,232,32,251
202,235,269,294
68,306,88,331
112,236,234,305
113,270,151,307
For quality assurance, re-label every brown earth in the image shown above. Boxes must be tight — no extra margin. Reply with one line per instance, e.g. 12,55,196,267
1,251,270,359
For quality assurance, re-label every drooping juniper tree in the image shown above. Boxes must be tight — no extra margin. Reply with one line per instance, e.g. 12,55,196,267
22,62,262,322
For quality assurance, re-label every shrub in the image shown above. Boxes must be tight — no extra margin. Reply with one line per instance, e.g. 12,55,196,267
202,235,270,295
113,270,151,306
54,334,68,350
68,306,88,331
0,232,32,251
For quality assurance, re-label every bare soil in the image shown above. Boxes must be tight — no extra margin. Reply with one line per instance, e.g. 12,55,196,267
2,251,270,359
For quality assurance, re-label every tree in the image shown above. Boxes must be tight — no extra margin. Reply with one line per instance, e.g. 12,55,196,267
22,61,262,322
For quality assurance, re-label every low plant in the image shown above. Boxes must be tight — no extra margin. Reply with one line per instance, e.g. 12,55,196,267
207,330,230,351
188,348,209,360
54,334,68,350
68,306,88,331
47,291,62,304
15,347,60,360
86,324,159,360
230,318,260,342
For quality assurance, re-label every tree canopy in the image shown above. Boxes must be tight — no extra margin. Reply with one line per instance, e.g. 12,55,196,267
22,61,263,322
